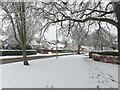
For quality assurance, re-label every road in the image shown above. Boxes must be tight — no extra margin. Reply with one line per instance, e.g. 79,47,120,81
0,53,74,64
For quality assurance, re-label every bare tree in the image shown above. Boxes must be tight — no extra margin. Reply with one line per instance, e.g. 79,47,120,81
0,1,51,65
35,0,120,56
71,23,88,54
0,2,29,65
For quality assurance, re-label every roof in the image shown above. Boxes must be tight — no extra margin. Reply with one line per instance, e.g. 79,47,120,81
57,43,65,48
0,35,8,41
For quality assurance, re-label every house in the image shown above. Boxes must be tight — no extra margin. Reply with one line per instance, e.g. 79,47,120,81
0,29,7,49
49,43,65,50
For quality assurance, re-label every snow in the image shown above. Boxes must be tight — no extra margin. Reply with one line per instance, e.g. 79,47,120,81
0,54,119,88
81,46,95,52
82,55,118,88
0,35,8,41
49,43,65,50
0,36,4,41
51,47,65,50
57,43,65,48
94,50,118,52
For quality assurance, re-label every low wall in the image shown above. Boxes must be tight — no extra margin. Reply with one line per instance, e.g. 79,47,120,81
89,51,119,58
92,54,120,64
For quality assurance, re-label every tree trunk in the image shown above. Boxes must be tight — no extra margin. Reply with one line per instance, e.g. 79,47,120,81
77,44,80,54
101,44,103,50
114,2,120,57
118,28,120,57
22,44,29,65
21,2,29,65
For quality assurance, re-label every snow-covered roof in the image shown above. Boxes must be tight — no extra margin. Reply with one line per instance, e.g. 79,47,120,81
0,35,6,41
49,43,65,49
51,47,65,50
31,40,39,46
57,43,65,48
81,46,95,52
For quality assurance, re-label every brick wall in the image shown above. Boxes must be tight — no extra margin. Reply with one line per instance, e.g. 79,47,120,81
92,54,120,64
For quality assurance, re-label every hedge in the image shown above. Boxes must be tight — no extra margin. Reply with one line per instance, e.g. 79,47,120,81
0,50,37,56
89,51,119,58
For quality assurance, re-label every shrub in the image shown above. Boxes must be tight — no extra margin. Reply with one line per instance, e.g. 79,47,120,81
15,45,32,50
36,49,69,54
0,50,37,56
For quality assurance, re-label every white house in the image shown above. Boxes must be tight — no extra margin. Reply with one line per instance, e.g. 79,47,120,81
0,29,7,49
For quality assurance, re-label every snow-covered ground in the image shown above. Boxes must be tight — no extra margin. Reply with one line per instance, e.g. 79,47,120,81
0,54,119,88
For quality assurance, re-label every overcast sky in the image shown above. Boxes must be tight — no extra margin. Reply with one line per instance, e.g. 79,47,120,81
44,0,117,41
45,23,117,42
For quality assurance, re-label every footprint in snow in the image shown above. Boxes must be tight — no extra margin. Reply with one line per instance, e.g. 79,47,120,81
108,74,117,83
97,85,100,88
102,81,104,83
98,74,100,76
97,80,100,83
108,74,112,78
110,78,116,82
46,85,54,88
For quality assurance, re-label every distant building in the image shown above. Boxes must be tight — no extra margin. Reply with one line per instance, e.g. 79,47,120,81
49,43,65,50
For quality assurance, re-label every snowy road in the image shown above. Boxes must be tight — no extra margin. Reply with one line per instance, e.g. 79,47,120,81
0,55,119,88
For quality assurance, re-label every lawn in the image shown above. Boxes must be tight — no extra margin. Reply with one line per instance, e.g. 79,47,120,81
0,54,119,88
